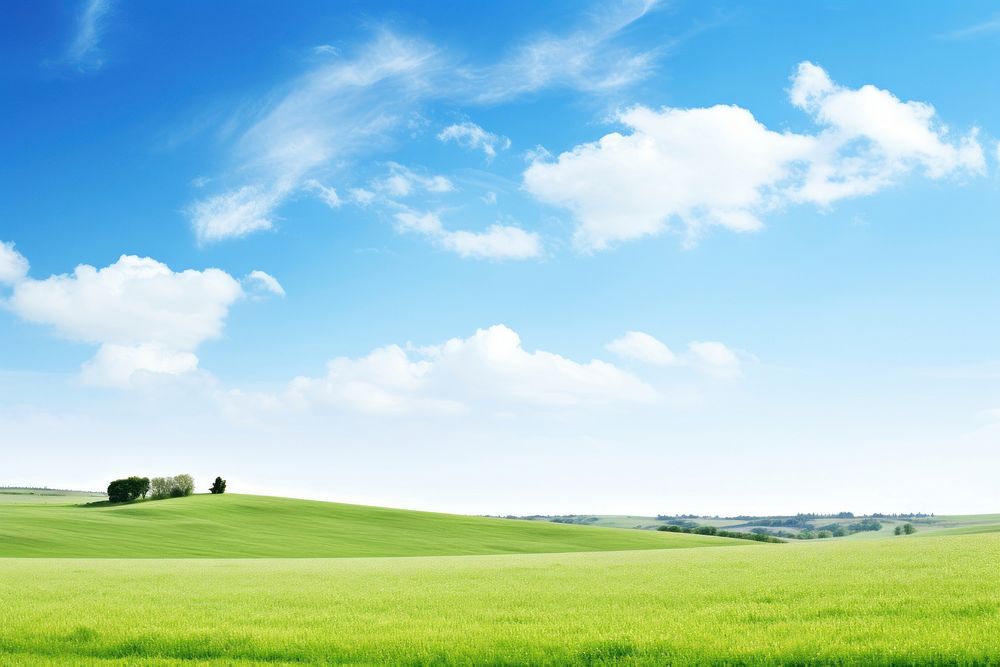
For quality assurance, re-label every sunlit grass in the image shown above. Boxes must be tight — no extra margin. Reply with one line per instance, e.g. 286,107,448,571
1,533,998,665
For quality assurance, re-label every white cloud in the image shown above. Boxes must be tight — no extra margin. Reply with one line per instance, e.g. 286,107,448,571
304,179,342,208
373,163,454,197
606,331,743,377
524,62,984,251
789,61,985,205
525,104,811,250
286,324,657,415
607,331,676,365
187,31,445,242
186,6,662,244
244,270,286,297
6,253,259,387
81,344,199,387
438,122,511,159
687,341,742,379
350,188,376,206
0,241,29,285
471,0,661,103
939,14,1000,40
394,210,541,260
188,184,288,244
66,0,112,71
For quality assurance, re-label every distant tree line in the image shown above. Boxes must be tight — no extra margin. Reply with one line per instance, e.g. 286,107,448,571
105,475,227,504
657,524,785,543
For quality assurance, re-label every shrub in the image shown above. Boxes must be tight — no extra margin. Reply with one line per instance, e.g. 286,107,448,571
902,523,916,535
210,477,227,494
150,475,195,500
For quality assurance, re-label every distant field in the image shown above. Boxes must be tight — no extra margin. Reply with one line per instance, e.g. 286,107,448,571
0,488,105,505
1,533,997,665
0,494,739,558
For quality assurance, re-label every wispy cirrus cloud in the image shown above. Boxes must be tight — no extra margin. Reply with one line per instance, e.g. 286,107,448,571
65,0,113,72
185,2,662,246
438,122,511,160
465,0,662,103
938,14,1000,40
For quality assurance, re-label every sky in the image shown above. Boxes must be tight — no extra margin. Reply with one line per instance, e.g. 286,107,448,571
2,0,999,516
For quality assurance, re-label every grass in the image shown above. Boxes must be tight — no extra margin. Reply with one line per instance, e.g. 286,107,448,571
0,533,998,665
2,494,998,664
0,493,741,558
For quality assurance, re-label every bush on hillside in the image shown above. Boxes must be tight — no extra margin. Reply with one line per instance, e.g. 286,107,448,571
106,476,150,503
902,523,916,535
209,477,227,494
150,475,195,500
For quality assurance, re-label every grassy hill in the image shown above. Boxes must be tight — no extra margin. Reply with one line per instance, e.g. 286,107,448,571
0,493,750,558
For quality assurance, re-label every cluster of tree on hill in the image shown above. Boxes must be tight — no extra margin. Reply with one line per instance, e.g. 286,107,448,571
657,524,784,543
894,523,916,535
106,475,226,503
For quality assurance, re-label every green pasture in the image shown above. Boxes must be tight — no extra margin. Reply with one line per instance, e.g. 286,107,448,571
1,533,998,665
0,493,737,558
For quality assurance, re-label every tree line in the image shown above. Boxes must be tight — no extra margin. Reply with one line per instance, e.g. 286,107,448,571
106,475,226,503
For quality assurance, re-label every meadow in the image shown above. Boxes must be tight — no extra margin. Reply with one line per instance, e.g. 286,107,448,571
1,493,998,665
0,494,733,558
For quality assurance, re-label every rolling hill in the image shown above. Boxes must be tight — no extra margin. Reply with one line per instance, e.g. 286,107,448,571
0,493,753,558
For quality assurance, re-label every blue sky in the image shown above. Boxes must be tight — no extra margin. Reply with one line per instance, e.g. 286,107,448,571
2,0,999,515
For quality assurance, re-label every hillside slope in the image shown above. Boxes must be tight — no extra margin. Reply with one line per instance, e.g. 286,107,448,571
0,494,754,557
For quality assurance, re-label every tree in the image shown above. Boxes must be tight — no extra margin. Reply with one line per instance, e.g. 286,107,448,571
127,476,150,500
894,525,903,535
150,477,172,500
173,474,195,497
902,523,916,535
106,476,149,503
209,477,227,494
150,475,195,500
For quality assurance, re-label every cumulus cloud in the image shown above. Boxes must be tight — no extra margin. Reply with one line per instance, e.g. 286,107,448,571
0,241,29,285
789,62,985,205
394,210,541,260
524,62,985,251
4,252,273,387
607,331,677,365
286,324,657,415
438,122,511,159
525,104,811,249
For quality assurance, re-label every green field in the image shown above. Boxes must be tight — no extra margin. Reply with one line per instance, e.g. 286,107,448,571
0,493,734,558
1,493,998,665
0,488,106,505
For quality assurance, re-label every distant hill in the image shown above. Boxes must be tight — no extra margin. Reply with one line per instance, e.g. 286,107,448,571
0,494,756,558
0,487,106,505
